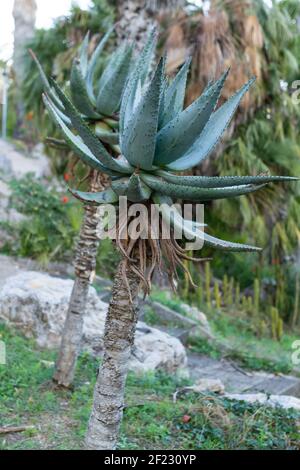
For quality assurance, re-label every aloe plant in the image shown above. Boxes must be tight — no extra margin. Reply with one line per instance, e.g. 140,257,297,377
44,60,296,253
31,29,155,389
42,37,297,448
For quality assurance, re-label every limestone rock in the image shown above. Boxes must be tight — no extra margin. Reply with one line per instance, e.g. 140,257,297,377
180,303,214,340
193,378,225,394
173,378,225,401
0,139,50,179
0,271,187,375
225,393,300,411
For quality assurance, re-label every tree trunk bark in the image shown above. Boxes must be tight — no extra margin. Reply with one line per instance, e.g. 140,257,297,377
85,260,140,450
84,0,184,449
53,172,103,388
13,0,37,136
116,0,183,51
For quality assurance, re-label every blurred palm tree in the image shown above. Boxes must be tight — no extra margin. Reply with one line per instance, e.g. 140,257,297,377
13,0,37,136
115,0,185,48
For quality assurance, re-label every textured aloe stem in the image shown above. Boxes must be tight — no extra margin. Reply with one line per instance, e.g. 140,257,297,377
53,171,102,387
85,260,140,450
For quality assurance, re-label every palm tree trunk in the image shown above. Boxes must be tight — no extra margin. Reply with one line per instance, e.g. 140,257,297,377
53,171,103,388
85,260,140,450
116,0,184,51
13,0,37,136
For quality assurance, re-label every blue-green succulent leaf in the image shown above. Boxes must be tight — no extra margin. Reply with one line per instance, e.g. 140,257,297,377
142,174,264,201
159,57,191,129
96,44,133,116
111,177,130,195
95,127,120,145
70,61,101,119
127,174,152,201
154,69,229,165
120,28,157,137
112,174,151,201
97,45,125,89
43,94,117,176
53,104,72,126
79,32,90,78
154,193,261,252
29,49,65,112
122,58,164,170
86,27,114,102
156,171,299,187
201,232,262,252
153,193,206,230
158,78,167,126
51,79,132,174
167,77,256,171
69,187,118,204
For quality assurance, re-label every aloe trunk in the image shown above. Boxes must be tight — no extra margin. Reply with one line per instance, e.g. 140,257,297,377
53,172,102,387
85,260,140,450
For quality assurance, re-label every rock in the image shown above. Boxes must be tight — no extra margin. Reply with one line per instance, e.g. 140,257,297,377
144,300,198,329
130,323,187,375
0,139,50,179
180,303,214,340
180,303,210,327
0,271,187,375
0,154,12,175
193,378,225,394
173,378,225,402
225,393,300,411
0,255,75,290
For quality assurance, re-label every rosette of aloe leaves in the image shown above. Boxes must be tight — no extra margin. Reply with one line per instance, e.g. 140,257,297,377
30,27,156,154
42,40,297,291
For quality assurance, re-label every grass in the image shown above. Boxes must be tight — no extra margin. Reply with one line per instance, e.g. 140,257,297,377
149,289,300,375
0,323,299,450
204,311,300,374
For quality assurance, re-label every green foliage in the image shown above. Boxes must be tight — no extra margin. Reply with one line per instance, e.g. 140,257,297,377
196,0,300,317
205,262,211,308
214,281,221,311
96,238,120,279
189,307,298,375
7,176,82,265
1,324,298,450
45,46,296,255
235,282,240,306
196,276,204,307
270,307,284,342
212,0,300,265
